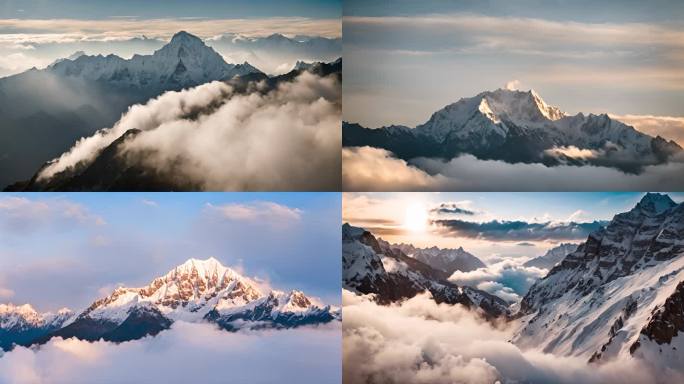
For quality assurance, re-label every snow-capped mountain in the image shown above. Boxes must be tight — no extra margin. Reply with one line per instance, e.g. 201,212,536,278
343,224,509,319
514,193,684,369
343,88,682,173
48,31,260,90
2,258,336,348
523,243,579,270
389,243,485,274
0,304,72,351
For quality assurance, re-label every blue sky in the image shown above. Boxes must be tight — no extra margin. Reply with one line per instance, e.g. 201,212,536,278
1,0,341,19
343,192,684,261
343,0,684,133
0,192,341,312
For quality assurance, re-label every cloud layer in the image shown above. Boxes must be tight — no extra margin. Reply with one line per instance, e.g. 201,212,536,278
343,290,667,384
342,147,684,190
39,72,341,191
433,218,603,242
449,260,547,303
0,322,341,384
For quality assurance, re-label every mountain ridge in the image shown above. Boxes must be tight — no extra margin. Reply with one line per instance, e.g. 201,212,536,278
0,257,337,351
343,88,682,173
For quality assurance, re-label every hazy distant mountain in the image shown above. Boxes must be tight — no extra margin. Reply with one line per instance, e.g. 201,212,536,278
0,31,261,189
343,88,681,173
514,193,684,368
390,243,486,274
523,243,579,270
342,224,509,319
1,258,337,351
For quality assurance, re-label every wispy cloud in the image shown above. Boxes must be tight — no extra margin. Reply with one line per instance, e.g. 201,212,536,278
206,201,302,222
0,196,105,234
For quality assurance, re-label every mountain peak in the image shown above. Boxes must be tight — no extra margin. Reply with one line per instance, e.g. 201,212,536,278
170,31,203,44
636,193,677,214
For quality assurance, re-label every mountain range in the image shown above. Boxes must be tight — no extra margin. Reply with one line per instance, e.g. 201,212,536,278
0,31,264,189
343,89,682,173
389,242,486,274
0,258,338,351
342,223,509,319
513,193,684,368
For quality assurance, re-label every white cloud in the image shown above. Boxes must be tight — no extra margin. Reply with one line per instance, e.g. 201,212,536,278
610,114,684,147
140,199,158,207
0,196,104,234
205,201,302,222
39,72,341,191
0,322,341,384
505,79,522,91
449,259,547,303
343,290,668,384
342,146,684,190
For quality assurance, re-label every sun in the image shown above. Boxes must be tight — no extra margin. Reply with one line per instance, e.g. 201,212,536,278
404,203,428,232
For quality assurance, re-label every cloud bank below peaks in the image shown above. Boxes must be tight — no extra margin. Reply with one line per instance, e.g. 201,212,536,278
342,290,664,384
38,71,341,191
342,147,684,190
0,321,341,384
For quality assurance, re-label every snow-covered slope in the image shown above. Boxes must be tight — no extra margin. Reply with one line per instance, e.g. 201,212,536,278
343,223,509,319
0,304,72,350
48,31,261,90
390,242,485,274
523,243,579,270
514,193,684,370
343,89,682,173
5,258,336,347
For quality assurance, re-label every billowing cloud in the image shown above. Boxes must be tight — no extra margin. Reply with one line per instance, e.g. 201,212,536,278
611,114,684,147
0,322,341,384
205,201,302,222
38,72,341,191
342,146,684,190
449,260,548,303
505,79,522,91
433,218,603,242
343,290,670,384
544,145,600,160
0,196,104,235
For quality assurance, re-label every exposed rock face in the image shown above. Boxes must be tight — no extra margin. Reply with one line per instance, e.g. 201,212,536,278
342,223,509,319
635,281,684,349
514,193,684,367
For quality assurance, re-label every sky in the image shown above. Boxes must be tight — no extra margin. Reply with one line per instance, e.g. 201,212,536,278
0,192,341,312
0,0,341,76
342,192,684,261
343,0,684,138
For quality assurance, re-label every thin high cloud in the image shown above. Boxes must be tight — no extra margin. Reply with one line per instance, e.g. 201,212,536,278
0,17,341,41
205,201,302,222
342,147,684,190
0,196,104,235
0,322,341,384
343,12,684,130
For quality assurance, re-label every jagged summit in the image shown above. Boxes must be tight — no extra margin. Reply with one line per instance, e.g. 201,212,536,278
47,31,262,89
515,193,684,364
635,192,677,215
343,87,682,173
